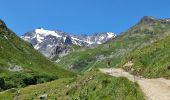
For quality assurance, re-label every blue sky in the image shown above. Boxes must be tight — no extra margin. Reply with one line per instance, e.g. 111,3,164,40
0,0,170,36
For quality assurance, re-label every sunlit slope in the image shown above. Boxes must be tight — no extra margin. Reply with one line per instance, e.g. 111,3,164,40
0,20,75,90
58,16,170,72
121,35,170,78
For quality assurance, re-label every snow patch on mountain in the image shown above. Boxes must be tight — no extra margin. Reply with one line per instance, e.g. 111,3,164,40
107,32,115,38
35,28,62,38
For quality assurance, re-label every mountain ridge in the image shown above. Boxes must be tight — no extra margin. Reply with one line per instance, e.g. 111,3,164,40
21,28,116,59
57,16,170,72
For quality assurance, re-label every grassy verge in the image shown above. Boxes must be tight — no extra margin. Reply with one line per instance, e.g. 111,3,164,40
121,36,170,78
1,70,145,100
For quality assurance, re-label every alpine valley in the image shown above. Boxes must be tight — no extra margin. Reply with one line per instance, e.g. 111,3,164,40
0,16,170,100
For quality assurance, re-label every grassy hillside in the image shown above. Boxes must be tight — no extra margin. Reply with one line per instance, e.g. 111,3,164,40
58,16,170,73
0,70,145,100
121,35,170,78
0,20,75,90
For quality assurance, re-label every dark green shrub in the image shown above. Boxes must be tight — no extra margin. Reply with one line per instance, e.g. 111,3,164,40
23,77,37,86
0,77,5,89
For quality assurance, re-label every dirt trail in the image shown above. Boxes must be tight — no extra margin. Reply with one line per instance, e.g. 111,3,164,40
99,68,170,100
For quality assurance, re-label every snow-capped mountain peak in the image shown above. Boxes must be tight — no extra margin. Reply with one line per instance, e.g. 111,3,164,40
21,28,116,59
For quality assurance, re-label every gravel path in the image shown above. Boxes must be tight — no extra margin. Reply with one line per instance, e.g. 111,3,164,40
99,68,170,100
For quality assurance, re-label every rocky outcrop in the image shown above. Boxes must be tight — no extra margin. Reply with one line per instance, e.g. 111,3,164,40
50,45,72,59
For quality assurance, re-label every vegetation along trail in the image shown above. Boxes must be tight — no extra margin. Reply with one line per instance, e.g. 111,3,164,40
99,68,170,100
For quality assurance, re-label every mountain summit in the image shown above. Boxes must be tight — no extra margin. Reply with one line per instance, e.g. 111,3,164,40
0,19,7,30
21,28,116,58
140,16,170,24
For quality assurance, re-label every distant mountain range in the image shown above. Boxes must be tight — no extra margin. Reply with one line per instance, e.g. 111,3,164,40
21,28,116,59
